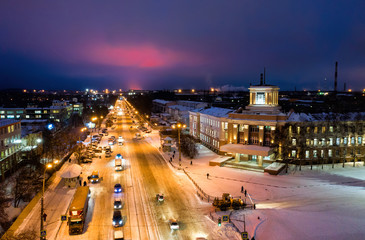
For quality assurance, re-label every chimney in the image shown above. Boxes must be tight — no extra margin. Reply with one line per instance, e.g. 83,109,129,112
260,73,263,85
334,61,338,92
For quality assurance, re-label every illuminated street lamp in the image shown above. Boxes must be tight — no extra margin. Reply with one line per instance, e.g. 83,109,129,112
172,123,186,167
40,162,56,239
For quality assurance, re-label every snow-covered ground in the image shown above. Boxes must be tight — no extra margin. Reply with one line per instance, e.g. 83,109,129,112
146,131,365,240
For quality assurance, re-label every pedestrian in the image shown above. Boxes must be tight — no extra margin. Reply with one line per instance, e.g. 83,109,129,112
170,157,172,162
190,160,192,165
172,154,175,159
244,189,247,197
83,181,87,186
79,179,82,186
173,150,176,154
207,173,209,179
68,158,71,163
241,186,244,193
43,213,47,222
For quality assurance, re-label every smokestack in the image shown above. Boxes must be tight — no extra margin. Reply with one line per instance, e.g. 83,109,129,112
334,61,338,92
264,67,266,85
260,73,263,85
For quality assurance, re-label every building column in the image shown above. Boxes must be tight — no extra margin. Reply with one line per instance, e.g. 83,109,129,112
235,153,240,162
258,156,263,166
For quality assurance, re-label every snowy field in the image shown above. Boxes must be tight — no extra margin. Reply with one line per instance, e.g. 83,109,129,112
147,131,365,240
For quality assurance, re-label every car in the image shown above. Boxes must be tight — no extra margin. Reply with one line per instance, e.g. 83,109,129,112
114,183,123,193
114,199,123,209
111,136,116,140
116,154,123,159
105,151,111,158
89,171,100,183
105,146,112,152
104,132,109,136
81,156,92,163
99,133,104,137
156,194,164,202
114,230,124,240
94,147,102,153
169,219,179,230
112,210,123,227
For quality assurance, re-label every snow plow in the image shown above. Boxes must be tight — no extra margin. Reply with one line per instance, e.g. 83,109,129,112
212,193,246,211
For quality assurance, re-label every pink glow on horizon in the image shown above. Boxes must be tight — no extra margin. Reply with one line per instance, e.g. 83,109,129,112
83,44,203,69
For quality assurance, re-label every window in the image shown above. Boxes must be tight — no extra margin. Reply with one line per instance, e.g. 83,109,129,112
329,149,333,157
344,137,348,145
322,138,325,146
329,138,333,146
0,115,5,119
291,150,297,158
292,138,297,146
306,139,310,146
329,126,334,132
305,150,310,159
7,115,14,119
224,122,228,129
314,138,318,146
358,137,362,145
35,110,42,114
336,138,340,145
233,124,237,128
321,150,324,158
256,92,265,104
313,150,317,158
297,127,300,134
314,127,318,134
351,137,355,145
306,127,310,133
322,126,326,133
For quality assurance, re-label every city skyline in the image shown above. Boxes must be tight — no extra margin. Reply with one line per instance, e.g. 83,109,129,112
1,1,364,91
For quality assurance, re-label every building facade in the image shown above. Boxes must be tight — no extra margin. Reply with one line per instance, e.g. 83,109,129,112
0,119,22,180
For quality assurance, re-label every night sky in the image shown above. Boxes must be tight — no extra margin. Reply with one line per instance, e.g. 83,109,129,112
0,1,364,91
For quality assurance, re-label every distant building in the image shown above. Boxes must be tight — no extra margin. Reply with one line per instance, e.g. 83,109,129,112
189,81,365,170
0,119,22,180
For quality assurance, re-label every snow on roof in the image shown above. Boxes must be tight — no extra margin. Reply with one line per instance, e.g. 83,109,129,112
192,107,234,118
168,105,191,111
0,119,20,127
153,99,173,105
287,112,365,122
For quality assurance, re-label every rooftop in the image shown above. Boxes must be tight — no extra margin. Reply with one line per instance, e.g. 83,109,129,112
0,119,20,127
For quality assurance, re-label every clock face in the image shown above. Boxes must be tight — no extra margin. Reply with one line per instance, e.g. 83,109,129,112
256,92,265,104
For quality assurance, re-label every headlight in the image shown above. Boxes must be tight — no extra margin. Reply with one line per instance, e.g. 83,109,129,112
113,221,116,225
119,220,122,224
119,205,121,208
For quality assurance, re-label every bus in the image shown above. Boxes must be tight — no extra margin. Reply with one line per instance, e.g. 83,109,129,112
68,186,90,235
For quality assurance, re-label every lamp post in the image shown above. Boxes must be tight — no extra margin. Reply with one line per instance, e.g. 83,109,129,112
172,123,186,167
91,117,97,132
40,160,58,240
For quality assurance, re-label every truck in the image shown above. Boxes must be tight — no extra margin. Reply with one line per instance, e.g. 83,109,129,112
68,186,90,235
115,158,122,171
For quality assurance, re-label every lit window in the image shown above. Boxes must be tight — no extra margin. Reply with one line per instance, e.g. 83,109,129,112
305,150,309,159
336,138,340,145
313,150,317,158
358,137,362,145
314,138,318,146
35,110,42,114
329,149,333,157
7,115,14,119
351,137,355,145
344,137,348,145
321,150,324,158
233,124,237,128
306,139,310,145
291,150,296,158
322,126,326,133
314,127,318,134
329,126,334,132
292,138,297,146
322,138,325,146
329,138,333,146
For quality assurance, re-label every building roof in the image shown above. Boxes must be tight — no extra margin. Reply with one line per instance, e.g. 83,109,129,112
152,99,173,105
287,112,365,122
0,119,20,127
191,107,234,118
168,105,191,111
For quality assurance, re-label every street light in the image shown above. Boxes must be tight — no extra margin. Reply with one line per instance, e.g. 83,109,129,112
172,123,186,167
40,163,55,240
